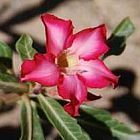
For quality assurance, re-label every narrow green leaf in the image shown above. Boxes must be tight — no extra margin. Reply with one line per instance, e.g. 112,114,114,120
20,95,32,140
16,34,36,60
31,101,45,140
0,73,28,93
0,41,12,59
20,95,45,140
78,105,140,140
104,17,135,58
38,94,90,140
112,17,135,38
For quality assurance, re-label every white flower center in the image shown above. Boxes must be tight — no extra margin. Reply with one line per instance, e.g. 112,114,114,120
57,52,79,68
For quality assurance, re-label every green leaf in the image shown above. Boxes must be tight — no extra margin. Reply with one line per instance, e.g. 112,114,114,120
38,94,89,140
0,41,12,59
78,105,140,140
0,73,28,93
20,95,45,140
20,95,32,140
111,17,135,38
16,34,36,60
31,101,45,140
104,17,135,58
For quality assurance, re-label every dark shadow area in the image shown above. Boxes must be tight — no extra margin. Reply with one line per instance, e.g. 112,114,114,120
103,35,126,59
108,68,140,125
38,107,55,136
0,0,66,26
0,0,66,51
0,57,12,69
0,121,57,140
0,104,19,140
0,126,20,140
0,107,60,140
0,104,15,114
41,119,56,139
107,35,126,56
0,27,45,52
38,106,62,140
55,135,62,140
77,109,119,140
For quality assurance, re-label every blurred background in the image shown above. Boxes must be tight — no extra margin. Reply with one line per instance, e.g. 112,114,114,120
0,0,140,139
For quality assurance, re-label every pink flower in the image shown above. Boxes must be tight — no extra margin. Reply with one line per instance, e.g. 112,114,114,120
21,14,118,116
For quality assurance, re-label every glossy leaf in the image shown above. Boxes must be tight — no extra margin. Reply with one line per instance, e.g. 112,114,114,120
104,17,135,58
0,73,28,93
20,95,32,140
0,41,12,59
31,101,45,140
16,34,36,60
38,94,89,140
78,105,140,140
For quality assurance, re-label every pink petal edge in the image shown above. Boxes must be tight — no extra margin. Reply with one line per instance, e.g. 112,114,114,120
77,59,119,88
68,24,109,60
58,74,87,116
41,13,73,56
21,53,60,86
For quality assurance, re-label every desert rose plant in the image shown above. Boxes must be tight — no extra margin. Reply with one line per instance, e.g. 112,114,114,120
21,14,118,116
0,13,139,140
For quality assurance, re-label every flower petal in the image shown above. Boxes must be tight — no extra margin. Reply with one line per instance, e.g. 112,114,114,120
58,74,87,116
21,53,60,86
41,14,73,56
77,59,119,88
68,25,109,60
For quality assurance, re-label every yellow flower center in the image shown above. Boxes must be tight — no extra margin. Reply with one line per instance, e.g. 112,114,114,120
57,52,78,68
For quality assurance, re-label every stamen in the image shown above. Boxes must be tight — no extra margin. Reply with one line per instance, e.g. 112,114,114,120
57,52,79,68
